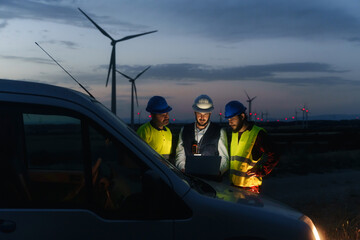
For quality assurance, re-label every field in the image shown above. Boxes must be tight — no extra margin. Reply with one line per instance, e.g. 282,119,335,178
262,120,360,240
163,119,360,240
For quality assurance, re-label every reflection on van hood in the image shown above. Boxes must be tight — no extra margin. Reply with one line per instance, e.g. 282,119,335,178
208,180,303,219
211,181,264,207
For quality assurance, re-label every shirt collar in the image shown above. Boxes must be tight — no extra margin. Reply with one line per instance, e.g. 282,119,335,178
195,121,211,133
150,121,167,131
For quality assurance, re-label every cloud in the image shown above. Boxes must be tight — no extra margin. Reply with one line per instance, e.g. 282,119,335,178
149,0,360,42
0,55,53,65
0,0,154,33
258,76,360,86
2,0,360,42
347,37,360,42
116,62,354,86
37,40,79,49
0,20,8,29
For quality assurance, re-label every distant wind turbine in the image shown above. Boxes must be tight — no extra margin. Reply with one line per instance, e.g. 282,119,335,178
78,8,157,115
219,109,223,123
300,104,309,128
137,111,142,125
117,66,151,129
244,90,256,121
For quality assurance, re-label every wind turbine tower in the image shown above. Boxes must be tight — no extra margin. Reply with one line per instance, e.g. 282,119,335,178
219,109,223,123
137,111,142,125
244,90,256,121
117,66,151,129
300,104,309,128
78,8,157,115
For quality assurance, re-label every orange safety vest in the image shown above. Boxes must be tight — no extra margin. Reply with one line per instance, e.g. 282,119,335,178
230,125,264,187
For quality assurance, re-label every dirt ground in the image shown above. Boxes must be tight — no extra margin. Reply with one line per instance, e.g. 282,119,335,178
261,169,360,240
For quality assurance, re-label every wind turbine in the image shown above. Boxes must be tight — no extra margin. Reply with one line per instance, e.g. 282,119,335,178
244,90,256,121
117,66,151,129
78,8,157,115
300,104,309,128
264,112,269,122
219,109,223,123
137,111,142,125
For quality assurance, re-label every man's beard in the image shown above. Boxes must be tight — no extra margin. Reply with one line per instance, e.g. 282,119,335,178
196,118,209,127
162,119,169,126
231,122,243,133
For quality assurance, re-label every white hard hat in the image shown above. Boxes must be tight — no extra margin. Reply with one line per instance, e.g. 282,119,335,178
192,94,214,113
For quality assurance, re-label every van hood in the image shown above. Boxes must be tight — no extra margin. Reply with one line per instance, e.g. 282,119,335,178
207,180,304,220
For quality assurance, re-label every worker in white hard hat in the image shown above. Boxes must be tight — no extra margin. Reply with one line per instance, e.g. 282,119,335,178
175,95,229,180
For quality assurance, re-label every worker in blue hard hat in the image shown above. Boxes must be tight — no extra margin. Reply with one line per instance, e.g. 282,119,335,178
137,96,173,160
175,94,229,181
225,100,279,193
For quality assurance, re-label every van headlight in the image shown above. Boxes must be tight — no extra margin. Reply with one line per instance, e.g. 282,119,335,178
300,215,321,240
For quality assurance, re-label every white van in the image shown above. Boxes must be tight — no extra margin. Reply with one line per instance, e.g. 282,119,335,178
0,79,320,240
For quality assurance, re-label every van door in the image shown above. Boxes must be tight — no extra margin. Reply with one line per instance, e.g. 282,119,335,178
0,104,173,239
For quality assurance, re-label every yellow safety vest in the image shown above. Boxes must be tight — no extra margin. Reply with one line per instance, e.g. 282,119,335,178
137,122,172,159
230,125,264,187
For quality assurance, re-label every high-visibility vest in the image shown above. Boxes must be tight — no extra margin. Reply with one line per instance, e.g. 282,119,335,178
137,122,172,159
230,125,264,187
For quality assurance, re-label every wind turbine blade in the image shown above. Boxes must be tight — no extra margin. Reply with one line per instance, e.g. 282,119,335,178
115,30,157,43
133,82,139,107
116,70,133,81
244,90,250,100
134,66,151,80
251,96,257,101
106,46,115,87
78,8,114,41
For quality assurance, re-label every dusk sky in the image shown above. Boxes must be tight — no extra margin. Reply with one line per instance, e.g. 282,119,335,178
1,0,360,122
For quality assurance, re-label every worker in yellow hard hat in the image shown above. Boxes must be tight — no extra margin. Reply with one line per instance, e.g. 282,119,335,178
137,96,173,160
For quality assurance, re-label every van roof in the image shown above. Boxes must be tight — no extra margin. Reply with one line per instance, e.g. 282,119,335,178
0,79,96,106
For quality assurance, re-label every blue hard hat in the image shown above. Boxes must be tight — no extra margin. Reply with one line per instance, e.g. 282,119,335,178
146,96,172,114
225,101,247,119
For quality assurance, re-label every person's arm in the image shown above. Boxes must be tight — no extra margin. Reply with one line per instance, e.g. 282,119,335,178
218,128,229,175
175,127,186,171
247,130,279,177
137,124,151,144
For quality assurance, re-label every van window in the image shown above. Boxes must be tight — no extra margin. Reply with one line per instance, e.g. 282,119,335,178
23,114,83,170
0,110,30,206
88,125,148,219
0,103,190,220
22,113,86,207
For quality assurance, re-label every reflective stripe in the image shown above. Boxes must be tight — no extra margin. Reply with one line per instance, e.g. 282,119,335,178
230,155,246,162
229,169,247,177
162,154,170,160
230,156,257,167
230,125,264,188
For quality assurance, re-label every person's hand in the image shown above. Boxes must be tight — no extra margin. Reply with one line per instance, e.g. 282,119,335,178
246,169,257,177
181,168,185,173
